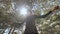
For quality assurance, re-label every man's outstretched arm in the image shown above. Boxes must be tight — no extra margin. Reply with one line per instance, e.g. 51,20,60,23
36,6,60,18
36,11,52,18
40,11,52,18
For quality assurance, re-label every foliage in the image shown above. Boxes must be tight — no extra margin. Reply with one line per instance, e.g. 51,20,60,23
0,0,60,34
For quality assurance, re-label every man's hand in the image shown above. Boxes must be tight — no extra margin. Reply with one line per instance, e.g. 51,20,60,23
54,6,60,10
52,6,60,11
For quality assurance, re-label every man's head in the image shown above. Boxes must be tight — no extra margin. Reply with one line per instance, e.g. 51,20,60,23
27,10,33,15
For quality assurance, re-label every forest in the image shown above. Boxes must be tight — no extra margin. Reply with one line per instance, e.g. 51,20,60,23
0,0,60,34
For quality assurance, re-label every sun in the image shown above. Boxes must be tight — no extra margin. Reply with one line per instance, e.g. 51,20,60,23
20,6,27,16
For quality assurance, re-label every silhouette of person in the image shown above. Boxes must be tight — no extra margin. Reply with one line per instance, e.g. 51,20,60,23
24,6,60,34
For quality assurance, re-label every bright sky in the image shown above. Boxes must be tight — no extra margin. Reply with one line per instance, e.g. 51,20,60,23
20,7,27,16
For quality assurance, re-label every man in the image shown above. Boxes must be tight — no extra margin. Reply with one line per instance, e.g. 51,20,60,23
24,6,60,34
